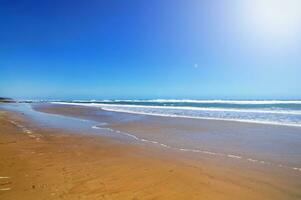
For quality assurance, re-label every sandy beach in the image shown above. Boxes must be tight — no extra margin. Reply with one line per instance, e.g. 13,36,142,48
2,0,301,199
0,104,301,199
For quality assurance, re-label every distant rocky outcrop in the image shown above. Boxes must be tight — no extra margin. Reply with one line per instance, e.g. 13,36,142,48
0,97,15,103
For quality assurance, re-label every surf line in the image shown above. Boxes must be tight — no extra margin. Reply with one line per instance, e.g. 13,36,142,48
10,120,36,139
91,123,301,173
0,188,11,191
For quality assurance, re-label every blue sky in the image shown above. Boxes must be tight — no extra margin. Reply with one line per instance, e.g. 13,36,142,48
1,0,301,100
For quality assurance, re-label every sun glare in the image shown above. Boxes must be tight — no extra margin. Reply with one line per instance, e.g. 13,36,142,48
242,0,301,45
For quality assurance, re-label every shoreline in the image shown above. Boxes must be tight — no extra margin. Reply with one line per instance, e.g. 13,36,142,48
32,103,301,167
1,105,301,199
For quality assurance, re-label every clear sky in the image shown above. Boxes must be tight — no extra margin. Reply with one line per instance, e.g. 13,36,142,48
1,0,301,100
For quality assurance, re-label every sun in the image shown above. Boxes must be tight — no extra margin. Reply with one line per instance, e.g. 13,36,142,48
241,0,301,45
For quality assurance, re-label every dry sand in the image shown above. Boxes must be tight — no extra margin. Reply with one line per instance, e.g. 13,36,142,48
0,109,300,199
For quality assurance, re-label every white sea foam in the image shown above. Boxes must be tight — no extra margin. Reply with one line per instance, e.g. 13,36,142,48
0,188,11,191
247,158,258,162
86,121,301,173
179,148,190,151
227,155,242,159
52,102,301,127
202,151,219,155
74,99,301,104
292,167,301,171
52,102,301,115
100,107,301,127
10,121,37,137
160,143,170,148
91,125,101,129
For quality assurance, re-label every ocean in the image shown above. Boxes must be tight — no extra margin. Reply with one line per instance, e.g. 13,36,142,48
53,100,301,127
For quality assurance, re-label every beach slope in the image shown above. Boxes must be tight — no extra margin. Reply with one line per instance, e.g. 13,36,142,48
0,109,301,199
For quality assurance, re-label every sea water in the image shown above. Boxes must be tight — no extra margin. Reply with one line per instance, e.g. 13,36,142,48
53,100,301,127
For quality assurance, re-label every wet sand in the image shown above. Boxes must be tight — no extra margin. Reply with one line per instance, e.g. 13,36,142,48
1,105,301,199
34,103,301,168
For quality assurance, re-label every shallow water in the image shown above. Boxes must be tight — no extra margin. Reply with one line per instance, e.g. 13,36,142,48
0,103,135,141
1,103,94,132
